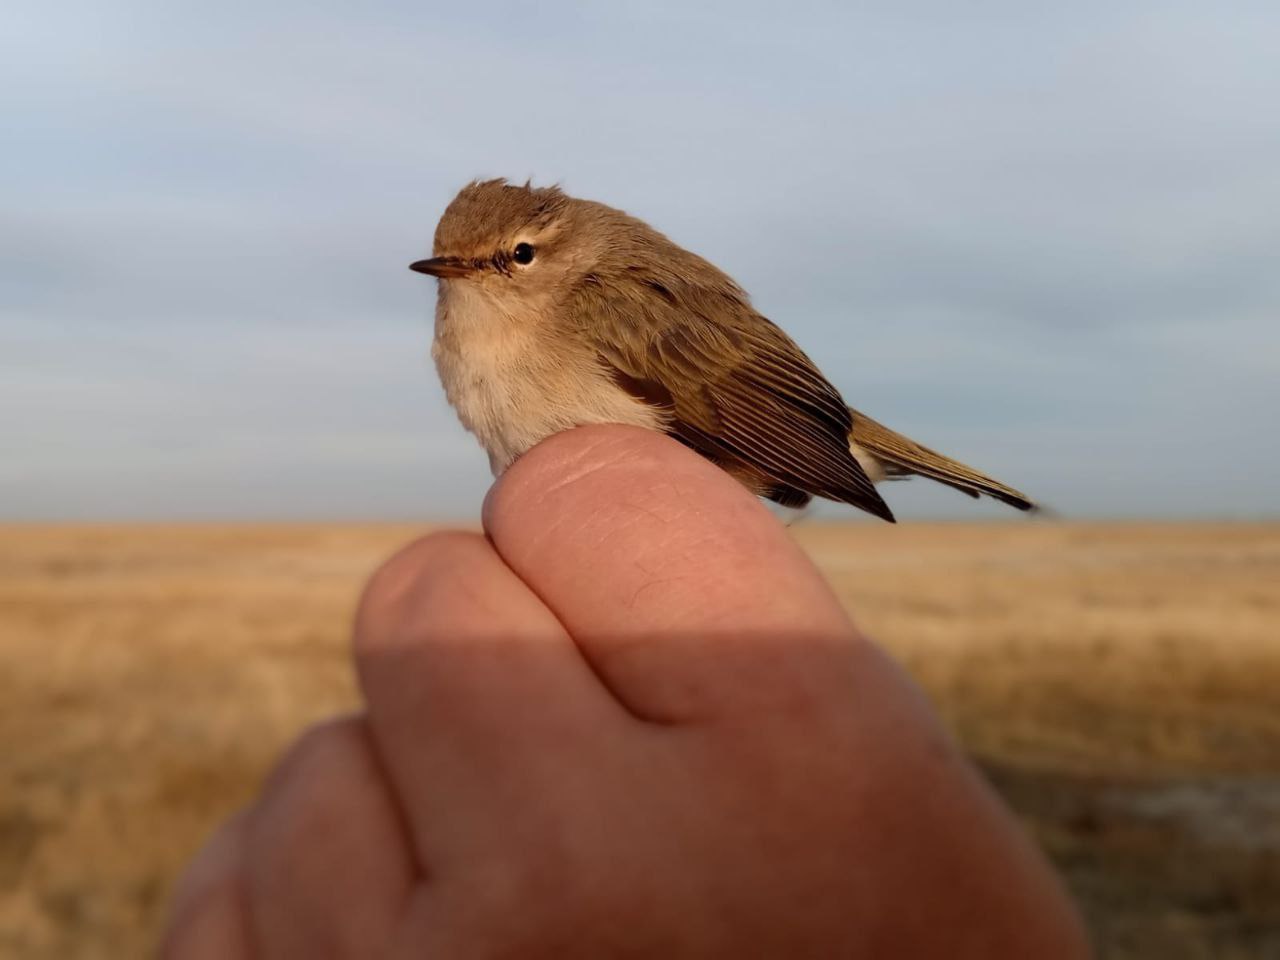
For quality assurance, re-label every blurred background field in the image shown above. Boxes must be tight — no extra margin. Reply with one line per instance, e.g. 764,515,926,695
1,520,1277,959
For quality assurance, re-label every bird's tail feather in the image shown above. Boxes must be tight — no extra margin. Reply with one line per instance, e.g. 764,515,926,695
848,408,1037,513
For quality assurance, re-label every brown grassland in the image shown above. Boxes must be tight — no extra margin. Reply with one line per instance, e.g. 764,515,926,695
1,521,1277,958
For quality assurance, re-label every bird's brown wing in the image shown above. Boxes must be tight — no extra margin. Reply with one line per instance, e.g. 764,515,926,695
576,279,894,522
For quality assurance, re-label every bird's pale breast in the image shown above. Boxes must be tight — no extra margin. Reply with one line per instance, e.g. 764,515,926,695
432,283,664,474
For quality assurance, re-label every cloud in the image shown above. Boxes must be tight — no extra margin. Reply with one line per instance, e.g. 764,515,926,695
3,1,1278,518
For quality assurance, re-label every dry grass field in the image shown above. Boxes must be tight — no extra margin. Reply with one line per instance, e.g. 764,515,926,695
1,521,1277,958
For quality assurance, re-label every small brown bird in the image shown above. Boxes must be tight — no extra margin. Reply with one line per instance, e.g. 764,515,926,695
411,179,1035,522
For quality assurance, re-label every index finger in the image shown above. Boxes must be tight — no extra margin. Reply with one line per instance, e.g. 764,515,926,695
482,425,862,723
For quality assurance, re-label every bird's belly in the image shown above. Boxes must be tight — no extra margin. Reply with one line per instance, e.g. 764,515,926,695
433,330,663,475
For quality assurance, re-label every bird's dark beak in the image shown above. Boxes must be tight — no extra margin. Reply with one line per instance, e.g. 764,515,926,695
409,256,473,278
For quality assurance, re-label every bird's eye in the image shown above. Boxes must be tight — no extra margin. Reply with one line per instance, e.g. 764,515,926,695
512,243,535,265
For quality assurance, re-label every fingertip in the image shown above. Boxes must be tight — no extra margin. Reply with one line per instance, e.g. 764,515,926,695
351,516,623,843
354,530,494,660
481,425,851,640
248,714,372,812
482,424,774,559
477,426,859,722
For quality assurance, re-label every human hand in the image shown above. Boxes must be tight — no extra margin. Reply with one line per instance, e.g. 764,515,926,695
162,425,1091,958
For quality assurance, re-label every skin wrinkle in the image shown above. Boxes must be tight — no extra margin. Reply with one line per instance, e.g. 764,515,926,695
500,450,696,583
629,555,660,578
604,473,746,549
611,475,703,528
570,506,717,629
530,443,623,503
616,494,686,531
621,564,735,632
485,444,635,560
596,505,680,560
669,533,733,582
626,575,687,613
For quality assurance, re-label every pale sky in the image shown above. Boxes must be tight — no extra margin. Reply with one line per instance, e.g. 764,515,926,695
3,1,1278,519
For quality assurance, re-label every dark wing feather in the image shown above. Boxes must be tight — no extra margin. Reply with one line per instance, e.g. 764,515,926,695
576,277,895,522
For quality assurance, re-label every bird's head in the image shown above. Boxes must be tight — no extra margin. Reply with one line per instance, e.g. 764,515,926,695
410,179,597,309
411,178,747,325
